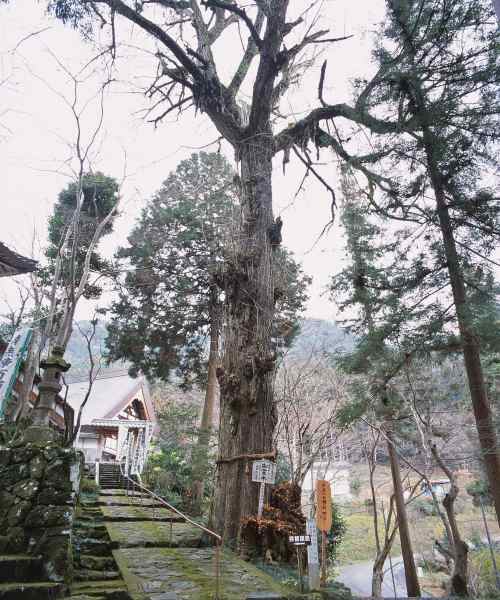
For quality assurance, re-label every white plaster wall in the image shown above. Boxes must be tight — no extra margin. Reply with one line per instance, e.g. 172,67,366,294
75,435,99,463
301,461,352,515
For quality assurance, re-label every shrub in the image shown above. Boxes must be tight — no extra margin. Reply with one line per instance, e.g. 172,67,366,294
327,505,347,563
411,498,439,517
80,478,99,494
350,476,361,497
469,548,500,599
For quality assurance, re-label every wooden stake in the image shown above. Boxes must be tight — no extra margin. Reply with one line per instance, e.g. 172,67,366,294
321,531,327,585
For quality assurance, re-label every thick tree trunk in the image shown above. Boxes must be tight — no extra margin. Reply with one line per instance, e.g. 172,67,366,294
420,120,500,527
192,294,220,515
213,138,277,544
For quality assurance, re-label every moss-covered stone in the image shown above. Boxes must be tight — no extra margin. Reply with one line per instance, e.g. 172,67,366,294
12,479,39,500
37,486,74,505
0,464,29,487
39,534,73,583
0,491,15,513
7,500,31,526
6,526,25,553
0,448,10,467
29,454,46,479
25,504,73,528
11,446,39,464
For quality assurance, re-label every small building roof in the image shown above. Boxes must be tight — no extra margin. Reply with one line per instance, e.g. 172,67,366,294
66,373,156,428
0,242,37,277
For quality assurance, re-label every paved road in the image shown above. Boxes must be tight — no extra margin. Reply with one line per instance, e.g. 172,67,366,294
337,557,407,598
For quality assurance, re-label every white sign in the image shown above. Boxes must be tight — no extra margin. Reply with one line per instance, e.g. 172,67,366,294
252,459,276,484
306,518,320,565
289,535,311,546
0,327,32,418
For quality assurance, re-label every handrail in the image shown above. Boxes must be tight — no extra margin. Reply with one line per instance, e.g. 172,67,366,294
118,457,222,598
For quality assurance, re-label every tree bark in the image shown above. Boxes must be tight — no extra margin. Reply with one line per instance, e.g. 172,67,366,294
192,291,220,514
417,109,500,527
386,427,421,597
213,138,277,544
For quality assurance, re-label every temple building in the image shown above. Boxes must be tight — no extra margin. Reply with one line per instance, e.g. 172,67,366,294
66,372,157,471
0,242,37,277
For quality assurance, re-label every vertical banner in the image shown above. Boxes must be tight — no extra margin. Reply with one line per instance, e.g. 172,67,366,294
0,327,32,419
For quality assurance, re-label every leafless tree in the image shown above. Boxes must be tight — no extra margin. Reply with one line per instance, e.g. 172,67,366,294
63,317,103,446
274,353,348,487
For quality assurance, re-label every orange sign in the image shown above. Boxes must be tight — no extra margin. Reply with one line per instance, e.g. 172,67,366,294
315,479,332,532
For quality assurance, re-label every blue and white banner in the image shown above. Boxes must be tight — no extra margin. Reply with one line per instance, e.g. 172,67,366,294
0,327,33,419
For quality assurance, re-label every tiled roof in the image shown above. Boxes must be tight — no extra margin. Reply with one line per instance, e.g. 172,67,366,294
0,242,37,277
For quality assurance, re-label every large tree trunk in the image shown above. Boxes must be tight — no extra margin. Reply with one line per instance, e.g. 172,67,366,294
192,292,220,515
213,138,277,544
419,117,500,527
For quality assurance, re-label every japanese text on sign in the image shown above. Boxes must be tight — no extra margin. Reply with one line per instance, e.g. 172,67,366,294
315,479,332,532
252,459,276,484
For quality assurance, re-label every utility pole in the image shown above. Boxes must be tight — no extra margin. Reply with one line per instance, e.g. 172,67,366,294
386,426,421,598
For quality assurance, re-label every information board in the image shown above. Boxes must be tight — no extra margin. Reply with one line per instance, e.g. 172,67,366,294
252,459,276,484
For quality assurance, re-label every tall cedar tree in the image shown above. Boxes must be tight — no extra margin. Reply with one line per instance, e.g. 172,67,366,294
333,176,423,597
332,174,473,596
106,151,310,513
45,0,497,539
331,0,500,526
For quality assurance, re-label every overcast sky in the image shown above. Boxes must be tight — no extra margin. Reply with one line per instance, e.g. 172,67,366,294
0,0,386,323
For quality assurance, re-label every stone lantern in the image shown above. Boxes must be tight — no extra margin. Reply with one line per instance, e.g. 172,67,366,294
24,346,71,442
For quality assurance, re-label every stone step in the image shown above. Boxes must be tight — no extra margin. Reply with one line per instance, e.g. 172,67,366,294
105,521,201,549
70,579,130,599
0,555,43,583
78,555,116,571
0,581,64,599
98,490,146,497
74,538,113,556
75,569,121,582
74,523,108,537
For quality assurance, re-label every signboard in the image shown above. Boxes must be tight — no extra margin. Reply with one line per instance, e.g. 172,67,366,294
315,479,332,532
252,459,276,484
289,535,311,546
0,327,32,419
252,459,276,518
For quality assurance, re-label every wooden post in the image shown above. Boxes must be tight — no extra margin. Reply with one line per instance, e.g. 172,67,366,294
386,427,421,597
296,546,304,593
321,531,327,585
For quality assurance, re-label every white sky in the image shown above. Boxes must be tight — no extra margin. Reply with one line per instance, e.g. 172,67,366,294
0,0,386,322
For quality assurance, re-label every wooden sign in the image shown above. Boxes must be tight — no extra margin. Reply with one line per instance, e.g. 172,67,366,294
315,480,332,533
252,459,276,484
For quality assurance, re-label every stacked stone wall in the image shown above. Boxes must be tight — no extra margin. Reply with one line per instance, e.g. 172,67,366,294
0,439,83,583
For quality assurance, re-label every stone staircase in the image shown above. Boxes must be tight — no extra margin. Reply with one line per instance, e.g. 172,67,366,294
68,488,130,599
98,463,141,491
0,554,64,599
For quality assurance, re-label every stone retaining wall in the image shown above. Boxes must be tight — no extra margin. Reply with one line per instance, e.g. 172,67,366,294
0,439,83,583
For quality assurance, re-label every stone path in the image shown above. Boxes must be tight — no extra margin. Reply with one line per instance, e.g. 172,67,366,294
77,487,303,600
